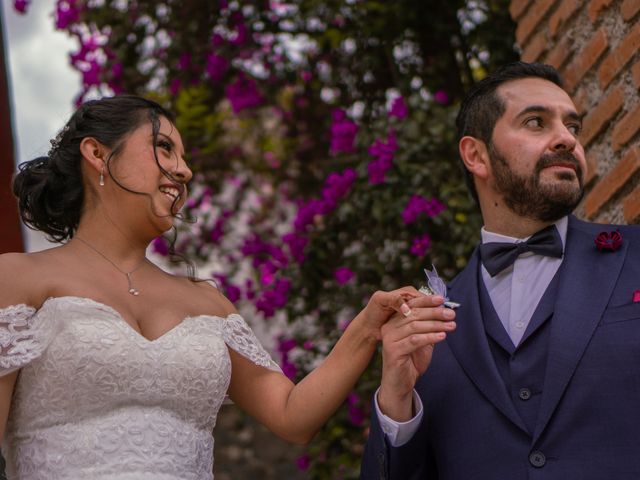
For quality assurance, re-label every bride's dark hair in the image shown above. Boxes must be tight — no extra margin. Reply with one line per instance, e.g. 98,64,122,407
13,95,177,242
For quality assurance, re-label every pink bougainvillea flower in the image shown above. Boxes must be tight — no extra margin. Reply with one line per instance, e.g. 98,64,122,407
13,0,29,14
410,233,432,257
433,89,450,105
205,53,229,82
367,130,398,185
402,195,446,224
347,392,365,426
55,0,81,29
334,267,355,285
256,277,291,317
329,109,358,154
225,74,263,113
389,96,408,119
283,232,308,263
81,60,101,87
169,78,181,96
151,236,169,256
230,20,248,46
322,168,357,205
213,274,241,303
296,454,311,471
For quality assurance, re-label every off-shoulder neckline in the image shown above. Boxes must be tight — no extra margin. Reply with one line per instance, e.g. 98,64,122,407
3,296,241,344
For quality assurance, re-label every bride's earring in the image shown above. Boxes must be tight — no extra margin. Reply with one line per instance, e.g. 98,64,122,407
99,167,105,186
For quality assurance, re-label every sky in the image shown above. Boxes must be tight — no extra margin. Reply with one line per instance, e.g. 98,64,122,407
3,0,77,251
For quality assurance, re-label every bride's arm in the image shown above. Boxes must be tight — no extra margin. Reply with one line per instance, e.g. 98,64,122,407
227,290,451,444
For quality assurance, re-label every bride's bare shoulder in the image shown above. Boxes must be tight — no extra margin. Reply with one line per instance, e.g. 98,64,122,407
0,247,65,308
189,277,238,317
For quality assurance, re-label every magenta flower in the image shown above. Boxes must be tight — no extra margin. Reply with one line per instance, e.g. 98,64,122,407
347,392,365,426
169,78,181,96
259,262,278,286
389,96,408,119
281,359,297,380
225,74,263,113
277,338,297,354
329,109,359,154
367,130,398,185
151,236,169,256
211,33,225,47
283,233,308,263
256,277,291,317
13,0,29,14
55,0,81,29
108,62,124,94
433,90,450,105
177,52,191,71
69,36,100,66
296,454,311,471
293,168,357,232
244,278,256,300
278,337,298,380
334,267,355,285
209,220,225,243
213,274,241,303
402,195,446,224
322,168,357,205
206,53,229,82
410,233,432,256
81,60,101,87
230,20,248,46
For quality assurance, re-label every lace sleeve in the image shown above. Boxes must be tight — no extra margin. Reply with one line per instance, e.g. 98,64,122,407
0,304,47,376
221,314,282,372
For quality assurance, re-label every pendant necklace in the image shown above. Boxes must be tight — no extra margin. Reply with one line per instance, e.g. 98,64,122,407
75,236,147,296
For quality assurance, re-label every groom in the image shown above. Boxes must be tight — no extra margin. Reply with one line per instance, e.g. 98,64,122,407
361,61,640,479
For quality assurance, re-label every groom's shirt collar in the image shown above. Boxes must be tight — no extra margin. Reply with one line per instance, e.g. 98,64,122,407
480,216,568,249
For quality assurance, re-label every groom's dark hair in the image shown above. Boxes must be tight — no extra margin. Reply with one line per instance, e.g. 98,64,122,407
456,62,564,202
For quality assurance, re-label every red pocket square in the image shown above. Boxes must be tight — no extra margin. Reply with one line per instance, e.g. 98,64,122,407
634,290,640,303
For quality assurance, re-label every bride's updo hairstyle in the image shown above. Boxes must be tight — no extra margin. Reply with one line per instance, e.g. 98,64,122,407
13,95,174,242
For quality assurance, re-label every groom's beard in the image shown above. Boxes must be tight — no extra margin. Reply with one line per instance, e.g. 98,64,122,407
488,144,584,223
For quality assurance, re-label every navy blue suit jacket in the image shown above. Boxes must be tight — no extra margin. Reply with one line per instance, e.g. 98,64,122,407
361,216,640,479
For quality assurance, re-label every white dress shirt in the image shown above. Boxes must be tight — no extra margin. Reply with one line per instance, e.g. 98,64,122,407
375,216,569,446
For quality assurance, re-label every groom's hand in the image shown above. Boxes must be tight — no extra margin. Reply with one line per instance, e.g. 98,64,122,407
378,295,456,422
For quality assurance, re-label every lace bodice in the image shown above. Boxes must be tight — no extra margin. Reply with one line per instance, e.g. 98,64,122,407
0,296,281,480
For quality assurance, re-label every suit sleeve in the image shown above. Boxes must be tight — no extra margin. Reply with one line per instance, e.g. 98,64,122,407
360,397,437,480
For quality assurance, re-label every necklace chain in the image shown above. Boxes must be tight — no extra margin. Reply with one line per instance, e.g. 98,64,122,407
75,236,147,296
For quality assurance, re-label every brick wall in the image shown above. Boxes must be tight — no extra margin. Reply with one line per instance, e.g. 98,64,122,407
510,0,640,224
0,12,23,253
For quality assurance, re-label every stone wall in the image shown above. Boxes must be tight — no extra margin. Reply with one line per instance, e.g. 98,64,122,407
510,0,640,224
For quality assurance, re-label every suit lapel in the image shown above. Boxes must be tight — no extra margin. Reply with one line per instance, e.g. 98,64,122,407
533,217,629,441
447,249,529,434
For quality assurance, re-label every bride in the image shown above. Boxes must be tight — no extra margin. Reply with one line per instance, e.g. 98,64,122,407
0,95,451,479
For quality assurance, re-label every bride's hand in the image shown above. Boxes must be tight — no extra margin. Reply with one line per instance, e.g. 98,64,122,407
354,287,419,341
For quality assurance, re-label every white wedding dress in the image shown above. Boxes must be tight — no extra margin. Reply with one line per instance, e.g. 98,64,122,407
0,296,281,480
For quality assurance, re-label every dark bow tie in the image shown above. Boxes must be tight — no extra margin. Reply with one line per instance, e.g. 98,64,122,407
479,225,563,277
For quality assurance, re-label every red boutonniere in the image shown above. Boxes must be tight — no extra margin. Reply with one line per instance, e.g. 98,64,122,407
594,230,622,252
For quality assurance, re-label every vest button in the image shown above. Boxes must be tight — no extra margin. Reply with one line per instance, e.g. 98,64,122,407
529,450,546,468
519,388,532,400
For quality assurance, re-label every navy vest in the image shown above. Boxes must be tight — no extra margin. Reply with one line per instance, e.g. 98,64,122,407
477,269,561,434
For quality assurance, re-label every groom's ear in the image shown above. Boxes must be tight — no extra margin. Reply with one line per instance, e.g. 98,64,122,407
459,136,490,180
